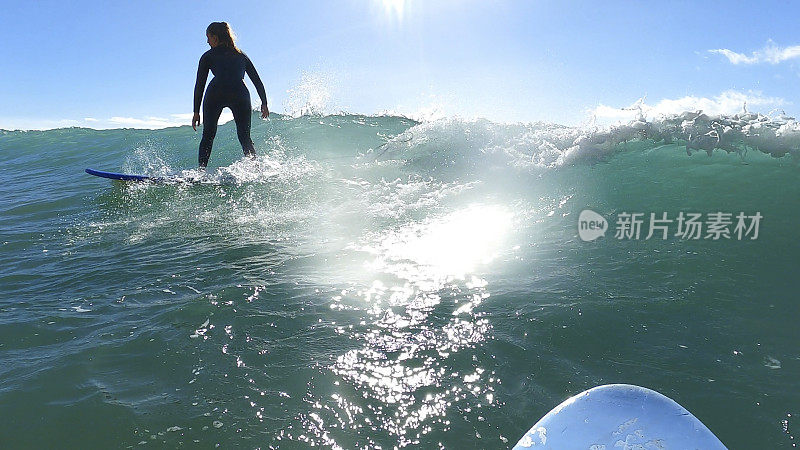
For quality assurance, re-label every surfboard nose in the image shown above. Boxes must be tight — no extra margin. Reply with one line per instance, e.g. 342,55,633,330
513,384,727,449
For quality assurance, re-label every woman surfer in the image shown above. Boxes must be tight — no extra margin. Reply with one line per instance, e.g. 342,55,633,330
192,22,269,167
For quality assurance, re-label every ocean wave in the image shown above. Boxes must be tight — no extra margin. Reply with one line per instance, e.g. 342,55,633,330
5,109,798,179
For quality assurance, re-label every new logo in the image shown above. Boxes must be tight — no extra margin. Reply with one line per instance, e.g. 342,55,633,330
578,209,608,241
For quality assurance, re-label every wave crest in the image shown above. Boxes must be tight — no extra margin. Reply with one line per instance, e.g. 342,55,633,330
371,111,800,171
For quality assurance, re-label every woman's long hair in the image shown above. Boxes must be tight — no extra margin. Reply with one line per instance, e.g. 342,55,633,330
207,22,240,53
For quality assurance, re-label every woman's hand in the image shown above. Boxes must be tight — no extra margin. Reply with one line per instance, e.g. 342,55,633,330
261,104,269,119
192,112,201,131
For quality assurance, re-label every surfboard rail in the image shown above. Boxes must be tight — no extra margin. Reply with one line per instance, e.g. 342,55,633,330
85,168,161,182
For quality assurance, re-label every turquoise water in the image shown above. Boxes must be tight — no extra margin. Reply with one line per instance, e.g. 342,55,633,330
1,113,798,448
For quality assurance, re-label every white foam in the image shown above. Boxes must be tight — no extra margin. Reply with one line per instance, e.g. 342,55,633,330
374,110,799,169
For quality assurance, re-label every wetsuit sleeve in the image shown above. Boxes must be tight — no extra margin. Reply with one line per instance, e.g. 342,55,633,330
244,56,268,106
193,53,210,113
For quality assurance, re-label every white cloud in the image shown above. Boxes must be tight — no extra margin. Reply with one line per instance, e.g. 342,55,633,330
710,41,800,65
0,118,84,131
108,115,192,129
592,90,788,123
105,113,208,129
648,91,786,116
591,104,637,121
0,112,233,131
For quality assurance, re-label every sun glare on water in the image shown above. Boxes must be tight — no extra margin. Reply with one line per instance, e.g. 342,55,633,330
366,204,513,282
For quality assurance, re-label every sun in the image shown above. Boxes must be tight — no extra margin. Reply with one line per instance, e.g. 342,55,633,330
378,0,407,21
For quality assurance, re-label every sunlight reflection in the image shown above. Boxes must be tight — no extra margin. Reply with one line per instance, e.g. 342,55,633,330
365,204,513,282
312,204,511,446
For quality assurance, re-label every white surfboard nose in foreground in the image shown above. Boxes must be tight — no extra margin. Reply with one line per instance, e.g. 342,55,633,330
513,384,727,450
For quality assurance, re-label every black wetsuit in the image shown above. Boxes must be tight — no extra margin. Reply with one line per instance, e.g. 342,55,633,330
193,46,267,167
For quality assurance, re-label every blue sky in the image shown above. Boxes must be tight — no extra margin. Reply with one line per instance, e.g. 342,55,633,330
2,0,800,129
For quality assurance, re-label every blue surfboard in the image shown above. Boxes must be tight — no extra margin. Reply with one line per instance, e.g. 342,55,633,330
513,384,727,449
85,168,163,182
